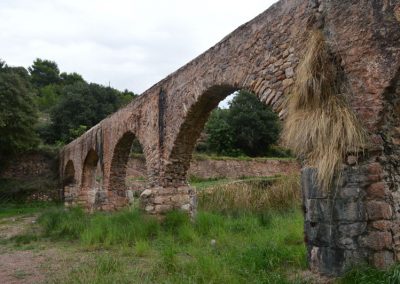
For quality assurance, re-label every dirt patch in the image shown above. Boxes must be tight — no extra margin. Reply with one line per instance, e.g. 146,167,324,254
0,214,69,284
0,250,48,284
0,216,38,240
290,270,336,284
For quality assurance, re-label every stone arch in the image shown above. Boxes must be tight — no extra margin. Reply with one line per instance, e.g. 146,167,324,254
109,131,146,208
63,160,75,204
163,84,277,186
79,149,101,209
64,160,75,185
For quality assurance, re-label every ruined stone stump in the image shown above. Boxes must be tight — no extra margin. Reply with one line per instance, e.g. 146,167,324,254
139,186,197,218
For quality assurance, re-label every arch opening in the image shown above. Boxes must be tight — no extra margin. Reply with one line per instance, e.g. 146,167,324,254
80,149,101,209
164,85,291,186
109,132,146,208
63,160,76,204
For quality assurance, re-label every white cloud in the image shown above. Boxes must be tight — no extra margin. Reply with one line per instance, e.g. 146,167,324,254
0,0,277,93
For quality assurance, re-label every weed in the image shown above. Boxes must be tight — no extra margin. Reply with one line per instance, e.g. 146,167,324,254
135,240,150,257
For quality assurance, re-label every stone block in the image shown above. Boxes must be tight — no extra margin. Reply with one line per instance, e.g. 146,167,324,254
304,221,333,246
366,201,393,220
285,67,294,78
333,200,365,222
140,189,152,198
171,194,190,205
154,196,168,204
368,163,383,175
371,220,392,231
338,187,363,199
309,246,346,276
304,199,332,222
145,205,154,212
343,249,368,269
338,222,366,238
336,237,357,250
372,251,395,269
154,204,172,213
366,182,388,199
181,204,191,211
359,231,392,250
347,155,358,165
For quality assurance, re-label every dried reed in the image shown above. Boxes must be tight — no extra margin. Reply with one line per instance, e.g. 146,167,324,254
282,30,366,191
198,175,301,214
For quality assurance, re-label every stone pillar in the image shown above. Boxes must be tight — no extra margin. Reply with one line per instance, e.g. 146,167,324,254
303,153,398,276
139,185,197,218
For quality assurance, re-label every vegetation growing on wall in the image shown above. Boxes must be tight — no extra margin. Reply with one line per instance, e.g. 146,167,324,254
282,30,366,190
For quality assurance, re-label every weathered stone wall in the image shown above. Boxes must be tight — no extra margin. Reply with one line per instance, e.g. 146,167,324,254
127,157,300,180
0,152,55,180
0,152,58,202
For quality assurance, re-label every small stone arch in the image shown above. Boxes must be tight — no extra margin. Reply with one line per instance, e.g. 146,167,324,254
80,149,101,210
109,131,146,208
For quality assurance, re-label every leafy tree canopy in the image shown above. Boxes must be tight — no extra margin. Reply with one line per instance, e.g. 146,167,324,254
0,64,39,158
47,82,137,143
60,72,85,85
28,58,61,87
203,90,281,157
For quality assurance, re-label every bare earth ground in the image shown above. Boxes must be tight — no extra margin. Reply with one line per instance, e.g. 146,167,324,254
0,215,88,284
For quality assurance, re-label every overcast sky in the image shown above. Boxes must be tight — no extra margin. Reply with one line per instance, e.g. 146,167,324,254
0,0,277,94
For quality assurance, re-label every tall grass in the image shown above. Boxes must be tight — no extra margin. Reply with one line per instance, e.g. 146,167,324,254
38,207,160,246
198,174,301,215
282,30,366,190
339,265,400,284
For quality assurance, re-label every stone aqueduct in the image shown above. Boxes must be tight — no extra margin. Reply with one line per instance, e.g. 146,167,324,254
59,0,400,276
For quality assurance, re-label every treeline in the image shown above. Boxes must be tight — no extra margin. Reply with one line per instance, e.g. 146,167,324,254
0,58,137,158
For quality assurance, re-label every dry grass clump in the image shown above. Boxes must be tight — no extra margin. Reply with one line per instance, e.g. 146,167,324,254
198,175,301,214
282,30,366,191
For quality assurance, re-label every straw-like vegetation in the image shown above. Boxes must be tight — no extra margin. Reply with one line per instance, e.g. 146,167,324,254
198,174,301,215
282,30,366,191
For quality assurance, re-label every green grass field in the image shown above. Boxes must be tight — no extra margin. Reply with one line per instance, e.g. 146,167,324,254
1,176,400,283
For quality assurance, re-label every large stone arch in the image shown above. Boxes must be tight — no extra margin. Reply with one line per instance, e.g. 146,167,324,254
162,85,237,186
109,131,146,209
162,84,281,186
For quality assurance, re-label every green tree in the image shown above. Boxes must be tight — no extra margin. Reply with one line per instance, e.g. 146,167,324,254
47,82,136,143
60,72,85,85
35,84,62,111
204,90,280,157
28,58,60,87
0,65,39,157
228,90,280,156
205,109,236,155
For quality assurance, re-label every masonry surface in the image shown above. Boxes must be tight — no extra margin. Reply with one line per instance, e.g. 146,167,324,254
59,0,400,276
